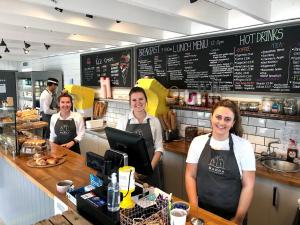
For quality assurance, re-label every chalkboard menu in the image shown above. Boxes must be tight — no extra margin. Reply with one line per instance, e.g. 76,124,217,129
81,48,133,87
136,24,300,93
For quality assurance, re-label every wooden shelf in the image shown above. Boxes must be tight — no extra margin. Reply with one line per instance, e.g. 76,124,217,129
95,98,129,103
170,105,300,122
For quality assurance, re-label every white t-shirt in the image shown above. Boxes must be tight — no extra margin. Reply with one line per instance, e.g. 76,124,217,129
39,89,57,115
116,111,164,153
186,133,256,177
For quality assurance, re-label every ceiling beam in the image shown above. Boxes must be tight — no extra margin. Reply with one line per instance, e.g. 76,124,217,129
117,0,229,29
211,0,271,22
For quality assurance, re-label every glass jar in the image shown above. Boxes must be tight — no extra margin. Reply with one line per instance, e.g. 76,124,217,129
239,102,248,111
284,98,297,115
248,102,259,112
262,97,273,113
271,97,284,114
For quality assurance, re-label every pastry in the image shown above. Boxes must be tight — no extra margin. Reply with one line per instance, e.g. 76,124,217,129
46,158,58,165
36,158,47,166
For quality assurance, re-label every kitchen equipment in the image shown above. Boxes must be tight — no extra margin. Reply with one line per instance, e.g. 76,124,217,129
185,126,198,142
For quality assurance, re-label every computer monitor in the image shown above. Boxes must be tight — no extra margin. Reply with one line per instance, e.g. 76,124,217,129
104,127,153,176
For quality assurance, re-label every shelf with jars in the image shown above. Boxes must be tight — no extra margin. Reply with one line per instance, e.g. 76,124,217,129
170,96,300,122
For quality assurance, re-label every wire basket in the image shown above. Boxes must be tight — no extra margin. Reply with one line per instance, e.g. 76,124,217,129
120,198,169,225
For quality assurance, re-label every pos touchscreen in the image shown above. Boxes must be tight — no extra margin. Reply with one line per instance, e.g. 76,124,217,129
104,127,153,176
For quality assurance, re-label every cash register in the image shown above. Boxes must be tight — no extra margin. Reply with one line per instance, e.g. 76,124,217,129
76,127,153,225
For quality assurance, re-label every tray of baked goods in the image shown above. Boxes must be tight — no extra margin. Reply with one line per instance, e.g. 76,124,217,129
0,116,14,126
16,121,48,131
16,109,40,123
27,152,67,168
20,137,49,155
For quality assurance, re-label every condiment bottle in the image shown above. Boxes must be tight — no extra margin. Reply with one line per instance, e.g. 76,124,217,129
287,139,298,163
107,172,120,212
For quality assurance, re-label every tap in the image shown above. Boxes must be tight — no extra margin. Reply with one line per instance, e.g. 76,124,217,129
267,141,280,157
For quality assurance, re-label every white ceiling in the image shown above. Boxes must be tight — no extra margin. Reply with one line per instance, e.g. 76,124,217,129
0,0,299,61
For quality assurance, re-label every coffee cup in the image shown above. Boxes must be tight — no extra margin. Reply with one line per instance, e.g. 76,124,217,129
170,208,187,225
56,180,74,194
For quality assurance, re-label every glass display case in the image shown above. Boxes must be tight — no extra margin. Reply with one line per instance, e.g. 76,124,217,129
0,107,17,154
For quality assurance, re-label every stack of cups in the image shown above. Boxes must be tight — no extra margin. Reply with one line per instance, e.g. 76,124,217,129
170,208,187,225
100,77,112,99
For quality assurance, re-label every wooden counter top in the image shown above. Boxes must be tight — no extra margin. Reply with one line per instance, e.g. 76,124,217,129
0,143,235,225
164,140,300,187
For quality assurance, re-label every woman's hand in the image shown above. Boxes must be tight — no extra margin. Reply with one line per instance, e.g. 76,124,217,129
230,216,242,225
61,141,75,149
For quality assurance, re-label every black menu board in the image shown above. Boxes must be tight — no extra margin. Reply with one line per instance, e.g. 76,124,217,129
81,48,133,87
136,24,300,93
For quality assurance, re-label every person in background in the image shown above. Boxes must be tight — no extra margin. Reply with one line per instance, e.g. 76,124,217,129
49,93,85,154
116,86,164,189
40,78,59,138
185,99,255,225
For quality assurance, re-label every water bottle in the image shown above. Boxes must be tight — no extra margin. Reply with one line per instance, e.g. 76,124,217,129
107,172,120,212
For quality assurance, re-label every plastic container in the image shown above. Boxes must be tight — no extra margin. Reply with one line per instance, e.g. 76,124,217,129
107,172,120,212
262,97,273,113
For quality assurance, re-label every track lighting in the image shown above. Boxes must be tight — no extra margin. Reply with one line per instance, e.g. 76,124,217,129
0,39,6,46
0,55,2,59
86,14,93,19
23,48,29,54
190,0,199,3
54,7,63,13
44,43,51,50
116,20,121,23
4,47,9,53
24,41,31,49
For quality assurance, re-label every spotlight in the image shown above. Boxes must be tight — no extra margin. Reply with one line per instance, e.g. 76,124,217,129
0,55,2,59
44,43,51,50
190,0,199,3
0,39,6,46
24,41,31,49
116,20,121,23
86,14,93,19
4,47,9,53
54,7,63,13
23,48,29,54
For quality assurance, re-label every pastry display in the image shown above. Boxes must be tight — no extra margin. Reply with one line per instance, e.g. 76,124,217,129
23,139,46,146
0,117,13,123
27,154,66,168
16,109,39,122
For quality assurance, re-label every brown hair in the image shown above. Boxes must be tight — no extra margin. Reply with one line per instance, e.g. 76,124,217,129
129,87,148,102
211,99,243,137
58,92,73,104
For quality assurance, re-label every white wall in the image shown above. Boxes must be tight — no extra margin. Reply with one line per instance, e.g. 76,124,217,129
21,53,81,85
0,60,21,71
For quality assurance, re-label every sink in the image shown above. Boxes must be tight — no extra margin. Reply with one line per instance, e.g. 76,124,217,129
261,159,300,173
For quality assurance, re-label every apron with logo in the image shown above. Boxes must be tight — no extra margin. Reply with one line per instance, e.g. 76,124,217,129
54,118,80,154
41,90,57,139
196,134,246,224
126,118,163,189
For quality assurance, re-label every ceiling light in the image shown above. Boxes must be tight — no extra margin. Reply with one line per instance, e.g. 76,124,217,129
24,26,29,29
116,20,121,23
0,39,6,46
190,0,199,3
54,7,63,13
0,55,2,59
86,14,93,19
50,0,58,3
24,41,31,49
23,48,29,54
44,43,51,50
4,47,9,53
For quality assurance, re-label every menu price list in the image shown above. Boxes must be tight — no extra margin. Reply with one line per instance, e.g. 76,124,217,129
137,25,300,93
81,48,133,87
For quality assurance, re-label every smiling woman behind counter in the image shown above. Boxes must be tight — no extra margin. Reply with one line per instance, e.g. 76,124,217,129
49,92,85,154
116,86,164,189
185,99,256,225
